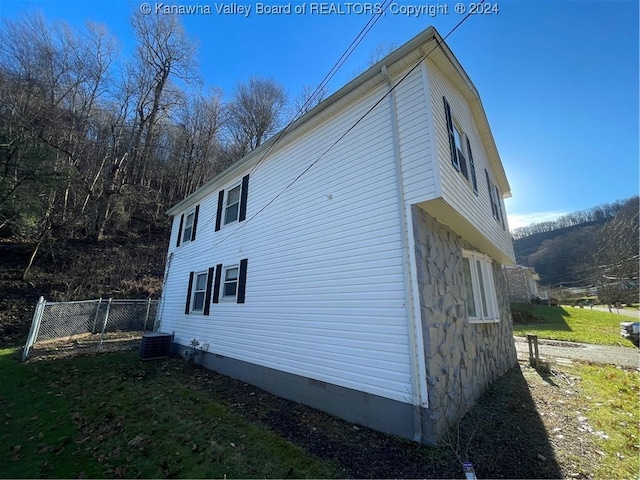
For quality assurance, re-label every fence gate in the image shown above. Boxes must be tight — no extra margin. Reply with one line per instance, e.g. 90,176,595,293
22,297,158,361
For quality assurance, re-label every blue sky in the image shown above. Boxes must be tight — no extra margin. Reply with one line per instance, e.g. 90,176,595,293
1,0,638,230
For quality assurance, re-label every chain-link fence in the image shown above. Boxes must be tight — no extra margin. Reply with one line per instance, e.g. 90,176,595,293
23,297,158,361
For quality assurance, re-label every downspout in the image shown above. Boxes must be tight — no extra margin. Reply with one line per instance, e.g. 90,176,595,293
156,251,173,332
382,65,428,443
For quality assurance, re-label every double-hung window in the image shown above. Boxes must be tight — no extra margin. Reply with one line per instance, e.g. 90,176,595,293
182,211,195,243
176,205,199,247
215,175,250,231
462,250,499,323
444,97,477,191
224,184,241,225
222,265,239,299
191,271,208,313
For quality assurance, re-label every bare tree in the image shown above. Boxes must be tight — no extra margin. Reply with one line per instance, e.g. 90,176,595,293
291,84,328,117
226,77,287,158
580,197,639,304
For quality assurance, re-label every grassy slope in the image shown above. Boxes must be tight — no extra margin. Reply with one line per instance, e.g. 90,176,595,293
512,304,637,347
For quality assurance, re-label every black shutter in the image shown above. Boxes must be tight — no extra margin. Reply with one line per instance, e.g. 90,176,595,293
443,97,458,170
485,169,496,219
239,174,249,222
191,205,200,241
459,148,468,180
215,190,224,231
495,185,505,229
203,266,215,315
185,271,194,314
176,214,184,247
237,258,248,304
212,263,223,303
466,138,478,194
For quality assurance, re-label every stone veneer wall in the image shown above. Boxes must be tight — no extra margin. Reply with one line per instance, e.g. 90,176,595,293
412,206,517,443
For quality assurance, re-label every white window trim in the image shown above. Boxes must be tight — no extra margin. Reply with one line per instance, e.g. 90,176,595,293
463,250,500,324
221,264,239,301
191,271,208,313
223,183,242,226
182,209,196,244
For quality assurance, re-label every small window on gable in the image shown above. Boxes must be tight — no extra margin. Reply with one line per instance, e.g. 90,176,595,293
224,184,241,225
191,271,208,313
462,250,499,324
223,265,239,299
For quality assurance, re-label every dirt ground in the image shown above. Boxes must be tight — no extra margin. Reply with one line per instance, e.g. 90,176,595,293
20,338,617,478
177,357,602,479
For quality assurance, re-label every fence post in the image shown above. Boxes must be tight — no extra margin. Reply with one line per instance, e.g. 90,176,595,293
98,298,113,349
91,297,103,334
22,297,46,361
143,298,151,332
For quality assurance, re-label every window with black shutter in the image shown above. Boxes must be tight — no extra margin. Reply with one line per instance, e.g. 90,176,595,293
215,174,250,231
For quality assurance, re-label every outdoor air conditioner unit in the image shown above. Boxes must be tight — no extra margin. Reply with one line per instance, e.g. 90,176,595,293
139,332,173,360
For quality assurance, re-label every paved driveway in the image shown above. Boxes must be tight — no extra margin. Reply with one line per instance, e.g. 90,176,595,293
514,336,639,369
584,305,640,319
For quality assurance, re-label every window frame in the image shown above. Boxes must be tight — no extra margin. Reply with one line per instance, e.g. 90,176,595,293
223,183,242,226
222,264,239,301
462,250,500,324
182,209,195,244
191,271,208,313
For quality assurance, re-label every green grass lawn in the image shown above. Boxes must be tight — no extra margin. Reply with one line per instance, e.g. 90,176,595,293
572,363,640,479
511,303,638,347
0,348,338,479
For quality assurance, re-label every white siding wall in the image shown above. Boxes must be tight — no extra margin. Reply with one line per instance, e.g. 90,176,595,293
161,84,413,403
392,65,436,204
425,59,514,258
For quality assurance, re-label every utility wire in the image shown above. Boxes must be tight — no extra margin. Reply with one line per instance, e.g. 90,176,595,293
191,0,391,234
247,0,393,178
206,4,485,253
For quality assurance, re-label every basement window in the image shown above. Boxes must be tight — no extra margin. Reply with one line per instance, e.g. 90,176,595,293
462,250,499,323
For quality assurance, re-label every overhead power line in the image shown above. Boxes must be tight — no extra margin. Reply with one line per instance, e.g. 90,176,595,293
201,1,486,253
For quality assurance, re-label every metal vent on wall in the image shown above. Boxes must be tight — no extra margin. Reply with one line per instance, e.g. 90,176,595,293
140,332,173,360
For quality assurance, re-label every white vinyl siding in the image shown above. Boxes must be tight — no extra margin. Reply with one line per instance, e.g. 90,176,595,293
161,84,412,403
426,59,514,259
393,64,436,204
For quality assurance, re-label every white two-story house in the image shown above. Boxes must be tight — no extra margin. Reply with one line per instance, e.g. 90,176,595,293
158,27,517,445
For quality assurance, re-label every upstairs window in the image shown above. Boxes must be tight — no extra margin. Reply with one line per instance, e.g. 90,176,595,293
462,250,499,323
215,174,250,231
485,169,505,229
183,211,195,243
444,97,476,191
176,205,199,247
224,184,241,225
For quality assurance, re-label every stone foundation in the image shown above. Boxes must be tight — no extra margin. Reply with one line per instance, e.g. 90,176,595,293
413,206,517,442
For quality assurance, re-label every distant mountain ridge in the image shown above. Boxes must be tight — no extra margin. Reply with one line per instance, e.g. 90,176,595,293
511,197,637,288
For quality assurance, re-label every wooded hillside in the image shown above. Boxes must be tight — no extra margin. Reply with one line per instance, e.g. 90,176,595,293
513,197,639,303
0,10,326,342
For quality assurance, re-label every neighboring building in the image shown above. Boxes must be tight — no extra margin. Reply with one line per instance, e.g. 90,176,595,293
505,265,543,303
158,27,517,445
